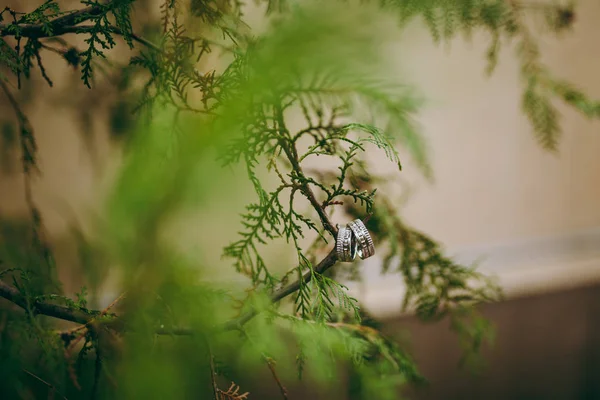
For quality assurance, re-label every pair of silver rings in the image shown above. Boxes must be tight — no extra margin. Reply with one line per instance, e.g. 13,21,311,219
335,219,375,262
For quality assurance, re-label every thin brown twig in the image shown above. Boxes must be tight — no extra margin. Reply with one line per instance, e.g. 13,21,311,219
33,48,53,86
56,324,87,338
39,42,71,56
217,382,249,400
273,101,338,237
22,369,69,400
101,292,127,315
208,344,220,400
264,357,288,400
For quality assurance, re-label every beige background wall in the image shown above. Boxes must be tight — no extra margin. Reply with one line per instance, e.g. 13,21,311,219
392,0,600,248
355,0,600,316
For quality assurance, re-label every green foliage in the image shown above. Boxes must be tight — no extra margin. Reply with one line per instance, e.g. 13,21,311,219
79,0,135,87
450,307,496,371
0,0,596,399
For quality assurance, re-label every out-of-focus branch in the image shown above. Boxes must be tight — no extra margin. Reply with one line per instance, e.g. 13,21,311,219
0,3,160,52
0,249,338,335
22,369,69,400
1,22,160,52
0,4,104,38
0,279,109,325
265,357,289,400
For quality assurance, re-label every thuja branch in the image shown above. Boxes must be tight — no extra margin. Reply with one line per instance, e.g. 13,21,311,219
0,249,338,334
0,5,159,53
0,3,105,38
1,24,160,52
274,102,338,237
0,279,109,325
221,248,338,331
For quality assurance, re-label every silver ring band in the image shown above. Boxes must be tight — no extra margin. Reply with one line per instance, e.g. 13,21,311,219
348,219,375,259
336,225,357,262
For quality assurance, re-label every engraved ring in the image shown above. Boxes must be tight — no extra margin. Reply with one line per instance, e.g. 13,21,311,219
347,219,375,259
336,224,357,262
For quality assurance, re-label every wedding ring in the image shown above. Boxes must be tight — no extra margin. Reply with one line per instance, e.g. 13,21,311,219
348,219,375,259
336,224,357,262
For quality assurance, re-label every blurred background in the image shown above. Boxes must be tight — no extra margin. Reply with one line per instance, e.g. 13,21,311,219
1,0,600,399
